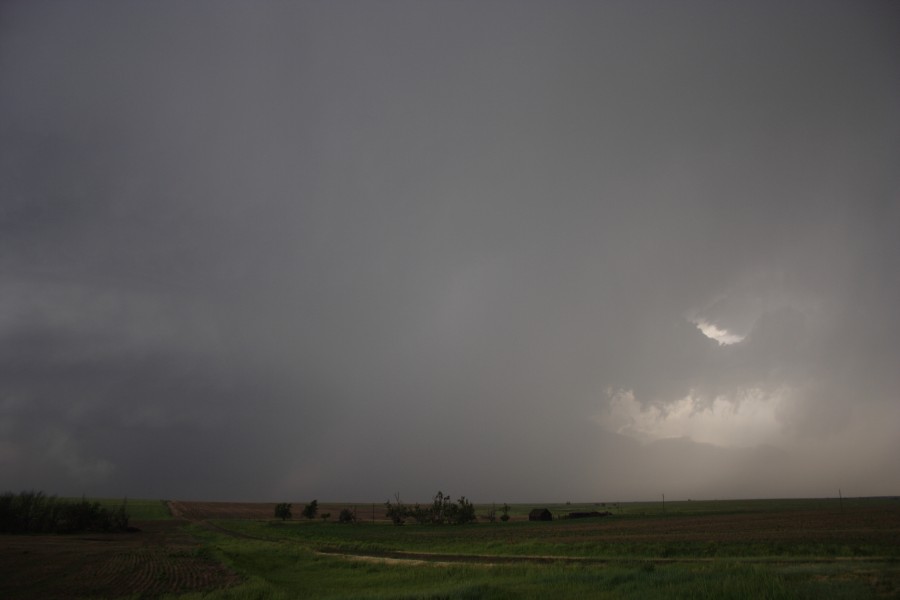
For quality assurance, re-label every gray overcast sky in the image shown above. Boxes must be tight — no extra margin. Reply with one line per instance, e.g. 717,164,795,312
1,1,898,503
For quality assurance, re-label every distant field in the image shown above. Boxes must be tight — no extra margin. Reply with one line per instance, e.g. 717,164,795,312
4,497,899,599
57,496,174,520
209,497,900,560
101,497,174,520
169,496,893,523
185,497,900,599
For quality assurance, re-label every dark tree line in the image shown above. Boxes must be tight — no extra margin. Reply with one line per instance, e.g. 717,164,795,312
385,491,477,525
0,491,130,534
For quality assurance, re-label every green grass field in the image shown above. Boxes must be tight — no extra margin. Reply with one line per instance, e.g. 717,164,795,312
170,540,849,600
8,497,897,599
160,497,899,599
108,498,173,520
65,497,174,520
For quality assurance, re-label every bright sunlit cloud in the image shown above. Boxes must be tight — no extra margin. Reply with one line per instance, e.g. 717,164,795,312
599,387,784,447
2,0,897,501
692,319,745,345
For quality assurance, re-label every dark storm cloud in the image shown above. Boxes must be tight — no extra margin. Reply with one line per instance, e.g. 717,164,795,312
1,1,898,501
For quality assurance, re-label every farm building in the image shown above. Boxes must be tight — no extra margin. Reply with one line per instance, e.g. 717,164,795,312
528,508,553,521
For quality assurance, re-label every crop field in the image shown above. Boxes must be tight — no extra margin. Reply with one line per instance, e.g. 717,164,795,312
88,498,174,520
2,497,898,599
0,518,241,599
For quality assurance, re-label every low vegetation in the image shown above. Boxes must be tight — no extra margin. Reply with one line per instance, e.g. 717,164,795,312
0,490,129,534
384,490,477,526
338,507,357,524
302,499,319,520
3,494,899,598
274,502,291,521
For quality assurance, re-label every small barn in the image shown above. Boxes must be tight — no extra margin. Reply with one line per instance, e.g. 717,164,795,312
528,508,553,521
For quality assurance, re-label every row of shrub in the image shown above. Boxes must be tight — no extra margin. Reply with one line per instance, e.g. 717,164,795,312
274,501,364,524
384,491,477,525
0,490,130,534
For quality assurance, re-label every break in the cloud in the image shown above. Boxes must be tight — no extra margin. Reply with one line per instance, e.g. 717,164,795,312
691,320,744,346
1,0,898,502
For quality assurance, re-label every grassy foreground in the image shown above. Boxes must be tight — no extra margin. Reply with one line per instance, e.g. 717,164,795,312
3,497,898,599
164,497,899,599
171,538,859,600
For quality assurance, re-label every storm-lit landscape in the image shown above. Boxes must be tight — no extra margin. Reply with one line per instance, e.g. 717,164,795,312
1,0,898,598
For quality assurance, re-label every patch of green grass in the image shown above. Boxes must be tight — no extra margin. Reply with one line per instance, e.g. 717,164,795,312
169,530,893,600
206,513,898,561
82,497,173,520
166,498,900,599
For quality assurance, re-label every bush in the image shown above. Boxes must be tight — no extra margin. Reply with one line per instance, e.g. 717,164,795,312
302,500,318,520
429,491,476,524
275,502,292,521
338,508,356,524
484,503,497,523
386,491,477,526
385,493,406,526
454,496,476,525
112,498,130,530
407,503,431,525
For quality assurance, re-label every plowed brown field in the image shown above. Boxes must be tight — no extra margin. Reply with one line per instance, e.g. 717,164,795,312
543,506,900,547
0,519,242,600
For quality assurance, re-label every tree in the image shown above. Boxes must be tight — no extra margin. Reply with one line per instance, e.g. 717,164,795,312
302,500,318,520
453,496,476,525
500,503,510,522
425,491,476,525
338,508,356,524
407,503,431,524
431,490,453,524
484,503,497,523
385,493,406,526
384,491,478,525
275,502,292,521
112,498,130,530
0,491,131,534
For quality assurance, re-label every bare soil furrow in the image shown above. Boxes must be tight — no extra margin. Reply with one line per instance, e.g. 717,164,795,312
0,521,242,599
